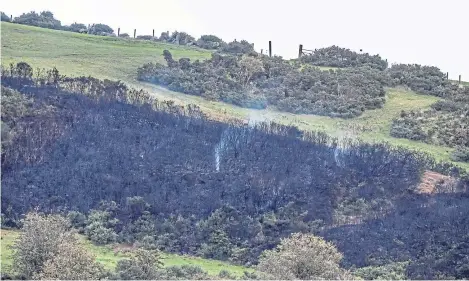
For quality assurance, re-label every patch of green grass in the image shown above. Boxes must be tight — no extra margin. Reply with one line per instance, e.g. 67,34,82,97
1,229,19,270
2,22,467,169
1,22,211,81
0,229,252,277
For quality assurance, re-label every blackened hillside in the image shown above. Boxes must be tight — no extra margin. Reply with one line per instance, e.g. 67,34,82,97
1,63,468,279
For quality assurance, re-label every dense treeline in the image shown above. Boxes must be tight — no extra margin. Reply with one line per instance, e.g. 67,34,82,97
2,63,469,279
299,46,388,70
138,51,386,118
389,65,469,161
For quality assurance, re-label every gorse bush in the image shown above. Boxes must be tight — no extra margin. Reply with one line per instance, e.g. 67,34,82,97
137,50,386,118
390,67,469,159
299,45,388,70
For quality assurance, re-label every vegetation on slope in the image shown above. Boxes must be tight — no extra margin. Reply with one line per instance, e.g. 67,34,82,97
388,65,469,162
1,64,468,279
3,22,467,168
137,51,386,118
0,229,250,278
298,45,388,70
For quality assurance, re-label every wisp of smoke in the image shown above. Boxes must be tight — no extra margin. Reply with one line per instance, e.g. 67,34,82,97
213,110,270,171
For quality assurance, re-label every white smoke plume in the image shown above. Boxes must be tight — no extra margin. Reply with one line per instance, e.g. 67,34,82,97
214,110,271,171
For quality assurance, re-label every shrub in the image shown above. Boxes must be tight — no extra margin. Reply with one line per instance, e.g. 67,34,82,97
13,11,61,30
63,22,87,33
89,23,114,35
137,51,386,117
257,233,351,279
1,12,11,22
300,45,388,70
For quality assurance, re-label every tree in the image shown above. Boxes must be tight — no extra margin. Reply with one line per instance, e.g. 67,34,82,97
13,11,61,29
89,23,114,35
196,35,225,50
257,233,351,280
64,22,87,33
115,248,164,280
1,12,11,22
84,209,118,245
12,212,76,278
33,239,105,280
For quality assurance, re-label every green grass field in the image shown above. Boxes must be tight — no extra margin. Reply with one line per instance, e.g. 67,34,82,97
0,229,251,277
1,21,468,169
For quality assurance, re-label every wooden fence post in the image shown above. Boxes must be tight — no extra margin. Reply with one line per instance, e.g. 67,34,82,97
153,29,155,37
459,75,462,84
10,15,13,21
134,29,136,38
446,72,449,80
117,27,120,37
298,44,303,58
260,49,263,55
269,41,272,57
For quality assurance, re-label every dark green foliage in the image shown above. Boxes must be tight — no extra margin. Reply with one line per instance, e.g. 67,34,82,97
196,35,225,50
391,85,469,153
1,12,11,22
89,23,114,35
354,261,409,280
13,11,61,29
299,45,388,70
157,31,195,45
119,33,130,38
1,65,468,279
138,51,386,117
452,146,469,163
136,35,155,41
221,39,255,55
159,265,210,280
115,248,163,280
386,64,452,96
62,22,87,33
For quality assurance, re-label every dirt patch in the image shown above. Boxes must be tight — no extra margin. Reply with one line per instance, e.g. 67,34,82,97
417,170,457,194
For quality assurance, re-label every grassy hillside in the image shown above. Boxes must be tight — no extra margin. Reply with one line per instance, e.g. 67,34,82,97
0,229,252,277
1,22,467,169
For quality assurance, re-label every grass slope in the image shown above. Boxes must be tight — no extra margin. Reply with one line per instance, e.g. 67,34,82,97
1,22,467,169
0,229,251,277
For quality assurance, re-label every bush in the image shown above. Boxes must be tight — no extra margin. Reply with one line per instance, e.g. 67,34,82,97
196,34,225,50
63,22,87,33
300,45,388,70
137,50,386,117
11,212,75,278
89,23,114,35
451,146,469,163
115,249,163,280
1,12,11,22
119,33,130,38
13,11,61,30
257,233,351,279
136,35,155,40
221,39,255,54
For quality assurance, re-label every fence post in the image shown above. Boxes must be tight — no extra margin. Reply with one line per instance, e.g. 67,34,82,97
260,49,263,55
446,72,449,80
134,29,136,38
117,27,120,37
269,41,272,57
10,15,13,21
153,29,155,37
459,75,462,84
298,44,303,58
